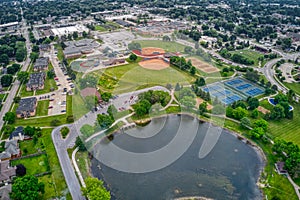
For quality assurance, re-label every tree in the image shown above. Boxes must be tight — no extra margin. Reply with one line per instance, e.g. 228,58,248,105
232,107,248,120
81,177,111,200
240,117,251,129
195,42,199,49
107,105,118,118
16,164,26,176
270,104,285,120
29,52,39,62
85,95,98,110
0,54,9,66
250,127,265,139
75,136,86,151
195,77,206,86
60,126,70,139
3,112,15,124
13,96,21,103
15,48,26,62
82,31,88,38
24,126,36,137
101,92,112,102
133,99,152,117
190,66,196,75
179,96,196,109
162,35,171,41
184,46,193,54
73,31,79,39
254,119,268,132
11,175,45,200
129,53,137,61
251,108,259,119
47,70,55,79
175,83,181,91
17,71,29,83
199,102,207,115
128,42,141,50
97,114,114,129
1,74,13,87
32,45,39,53
247,97,259,110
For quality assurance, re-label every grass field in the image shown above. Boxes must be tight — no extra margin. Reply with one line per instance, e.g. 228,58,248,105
36,77,58,95
19,140,36,156
284,82,300,95
229,49,264,67
135,40,187,53
14,114,67,127
19,84,34,97
95,62,195,94
11,154,50,176
36,100,50,116
94,25,107,32
54,44,64,62
72,93,89,119
268,103,300,146
18,129,68,199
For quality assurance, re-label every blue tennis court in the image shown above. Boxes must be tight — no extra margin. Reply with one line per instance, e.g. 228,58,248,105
236,83,252,90
246,88,264,96
225,79,243,86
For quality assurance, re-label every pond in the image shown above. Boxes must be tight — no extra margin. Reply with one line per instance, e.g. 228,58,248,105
268,97,293,111
91,115,264,200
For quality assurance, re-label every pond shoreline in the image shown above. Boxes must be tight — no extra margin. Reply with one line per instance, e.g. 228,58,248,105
91,112,266,199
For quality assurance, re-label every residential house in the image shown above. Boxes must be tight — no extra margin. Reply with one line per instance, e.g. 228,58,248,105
39,44,51,51
0,161,16,183
9,126,24,141
33,57,49,72
0,140,21,161
16,97,37,118
26,72,46,91
0,184,12,200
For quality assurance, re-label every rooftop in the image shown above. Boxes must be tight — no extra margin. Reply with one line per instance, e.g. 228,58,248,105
16,97,37,114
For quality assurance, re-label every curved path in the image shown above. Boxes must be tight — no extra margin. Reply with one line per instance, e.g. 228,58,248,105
52,125,85,200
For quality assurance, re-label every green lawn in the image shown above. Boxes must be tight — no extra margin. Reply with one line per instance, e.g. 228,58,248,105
229,49,264,67
268,103,300,146
54,44,64,62
284,82,300,95
36,78,58,95
19,140,37,156
75,150,90,180
135,40,187,53
11,153,50,176
94,25,107,32
95,62,195,94
14,114,67,127
66,95,73,116
19,84,34,97
36,100,50,116
259,99,274,111
72,94,89,120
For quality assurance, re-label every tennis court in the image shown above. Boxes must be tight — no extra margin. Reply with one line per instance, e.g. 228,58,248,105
224,78,265,97
202,83,243,105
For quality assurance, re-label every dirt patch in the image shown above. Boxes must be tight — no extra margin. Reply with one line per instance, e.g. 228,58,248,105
139,59,169,70
141,47,165,55
189,57,220,73
257,106,270,114
196,97,213,110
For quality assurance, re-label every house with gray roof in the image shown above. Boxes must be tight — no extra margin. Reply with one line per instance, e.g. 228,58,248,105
9,126,24,141
26,72,46,91
0,161,16,183
39,44,51,51
16,97,37,118
0,184,12,200
0,140,21,161
33,57,49,72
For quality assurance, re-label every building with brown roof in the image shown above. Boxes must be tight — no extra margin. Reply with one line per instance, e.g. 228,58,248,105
80,87,101,101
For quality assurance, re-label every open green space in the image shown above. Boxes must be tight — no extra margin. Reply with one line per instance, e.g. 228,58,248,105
75,150,90,180
36,77,58,95
284,82,300,95
135,40,187,53
268,103,300,146
72,93,89,119
36,100,50,116
95,62,195,94
66,95,73,116
94,25,107,32
11,153,50,175
14,114,67,127
17,129,68,199
19,84,34,97
229,49,265,67
259,99,274,111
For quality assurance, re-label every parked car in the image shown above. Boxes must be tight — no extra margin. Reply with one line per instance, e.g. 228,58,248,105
61,110,66,113
48,106,53,109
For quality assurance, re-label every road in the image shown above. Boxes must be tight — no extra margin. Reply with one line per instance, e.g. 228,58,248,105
0,14,32,138
51,125,85,200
